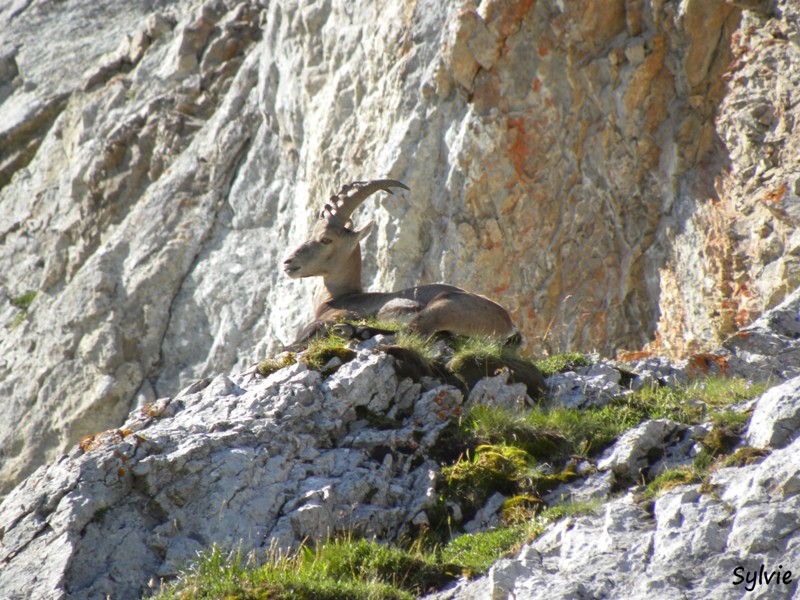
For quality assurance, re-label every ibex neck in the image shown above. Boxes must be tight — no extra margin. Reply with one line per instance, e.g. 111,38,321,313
316,246,364,312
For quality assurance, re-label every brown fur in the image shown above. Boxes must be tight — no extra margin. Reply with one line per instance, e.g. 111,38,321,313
283,180,517,346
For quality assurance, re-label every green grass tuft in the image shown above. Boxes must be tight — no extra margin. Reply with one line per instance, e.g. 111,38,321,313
640,465,703,500
392,330,440,365
10,290,37,311
337,314,404,333
439,500,601,576
441,444,533,512
439,525,528,576
534,352,592,376
154,538,457,600
446,337,545,399
257,353,297,377
8,291,37,328
299,334,357,373
155,503,606,600
716,446,770,468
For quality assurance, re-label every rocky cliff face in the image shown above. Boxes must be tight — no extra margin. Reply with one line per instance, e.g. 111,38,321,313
659,0,800,356
1,291,800,600
1,0,799,514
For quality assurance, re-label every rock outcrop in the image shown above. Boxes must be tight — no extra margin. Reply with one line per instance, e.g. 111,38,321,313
433,381,800,599
2,290,800,599
2,0,800,529
0,342,462,599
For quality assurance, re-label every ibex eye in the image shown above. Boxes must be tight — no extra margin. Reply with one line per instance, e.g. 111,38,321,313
320,237,333,245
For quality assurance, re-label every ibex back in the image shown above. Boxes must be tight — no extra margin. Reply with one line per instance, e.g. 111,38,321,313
283,179,517,346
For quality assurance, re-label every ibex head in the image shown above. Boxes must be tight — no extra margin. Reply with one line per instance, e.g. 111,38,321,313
283,179,409,280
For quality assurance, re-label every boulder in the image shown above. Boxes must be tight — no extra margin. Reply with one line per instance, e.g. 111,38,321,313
597,419,688,480
746,374,800,449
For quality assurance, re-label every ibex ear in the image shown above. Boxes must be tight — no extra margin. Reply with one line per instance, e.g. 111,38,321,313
354,219,374,241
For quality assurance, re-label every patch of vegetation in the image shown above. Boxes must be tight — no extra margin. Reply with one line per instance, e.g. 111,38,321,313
457,402,631,464
439,524,528,577
299,333,357,373
440,444,532,515
690,377,767,409
446,336,546,400
449,378,762,473
10,290,37,311
156,500,604,600
154,538,457,600
10,312,26,329
378,333,450,385
637,404,768,504
336,314,404,333
501,494,545,524
716,446,770,468
534,352,592,376
432,376,765,527
640,465,704,501
438,500,600,576
436,439,579,525
392,330,438,362
8,290,37,328
257,352,297,377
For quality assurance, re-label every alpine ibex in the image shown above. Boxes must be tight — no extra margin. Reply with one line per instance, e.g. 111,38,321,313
283,179,518,346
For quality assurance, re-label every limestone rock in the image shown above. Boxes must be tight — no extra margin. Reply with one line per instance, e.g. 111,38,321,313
626,356,689,390
657,0,800,356
546,360,627,409
746,374,800,449
2,0,800,517
463,492,506,534
432,432,800,599
0,348,463,600
720,285,800,382
467,370,533,412
597,419,688,480
544,469,615,506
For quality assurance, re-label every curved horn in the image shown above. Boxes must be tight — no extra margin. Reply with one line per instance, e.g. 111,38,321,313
320,179,410,226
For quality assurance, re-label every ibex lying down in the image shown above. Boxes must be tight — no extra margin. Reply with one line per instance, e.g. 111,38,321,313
283,179,518,346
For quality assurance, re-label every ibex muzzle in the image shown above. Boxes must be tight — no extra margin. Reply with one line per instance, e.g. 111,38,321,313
284,179,518,346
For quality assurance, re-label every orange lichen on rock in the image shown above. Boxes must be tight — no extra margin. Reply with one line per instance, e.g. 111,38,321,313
140,399,170,419
686,353,728,379
79,435,99,452
616,349,654,363
79,428,141,453
761,183,787,205
506,117,533,179
482,0,537,41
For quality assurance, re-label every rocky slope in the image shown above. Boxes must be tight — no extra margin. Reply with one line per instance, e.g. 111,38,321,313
434,422,800,600
0,339,462,599
1,289,800,599
1,0,800,535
